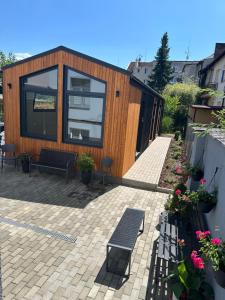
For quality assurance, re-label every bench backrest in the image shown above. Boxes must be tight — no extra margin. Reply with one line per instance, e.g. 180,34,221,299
40,148,77,166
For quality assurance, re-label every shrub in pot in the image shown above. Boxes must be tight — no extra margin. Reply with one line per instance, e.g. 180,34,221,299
18,153,30,173
196,230,225,288
195,179,217,213
188,166,204,181
77,153,94,185
165,184,192,217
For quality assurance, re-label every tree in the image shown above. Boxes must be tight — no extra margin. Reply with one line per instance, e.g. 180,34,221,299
148,32,173,92
0,51,16,69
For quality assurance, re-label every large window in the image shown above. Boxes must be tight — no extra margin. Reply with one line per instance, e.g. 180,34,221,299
20,67,58,140
63,67,106,147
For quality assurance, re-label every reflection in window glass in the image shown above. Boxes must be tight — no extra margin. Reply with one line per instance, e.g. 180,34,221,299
21,67,58,140
33,93,56,110
67,69,105,93
24,69,58,89
68,96,103,122
68,121,102,143
64,67,106,146
25,92,57,138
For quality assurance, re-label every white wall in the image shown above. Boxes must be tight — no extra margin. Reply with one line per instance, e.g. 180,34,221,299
187,128,225,299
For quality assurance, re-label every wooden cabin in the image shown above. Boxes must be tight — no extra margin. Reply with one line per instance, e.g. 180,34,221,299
2,46,163,179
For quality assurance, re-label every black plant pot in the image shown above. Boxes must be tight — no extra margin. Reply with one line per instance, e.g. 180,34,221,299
191,170,204,181
81,170,92,185
21,160,30,173
198,201,215,213
214,268,225,288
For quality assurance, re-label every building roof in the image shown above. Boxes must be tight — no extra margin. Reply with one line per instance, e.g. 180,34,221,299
2,46,163,100
2,46,131,75
200,49,225,74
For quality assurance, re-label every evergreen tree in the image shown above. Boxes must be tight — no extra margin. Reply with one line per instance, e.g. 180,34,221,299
148,32,173,92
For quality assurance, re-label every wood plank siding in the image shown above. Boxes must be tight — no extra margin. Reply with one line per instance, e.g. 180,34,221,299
3,47,163,178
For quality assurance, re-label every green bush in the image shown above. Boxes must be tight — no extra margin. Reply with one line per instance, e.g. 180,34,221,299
162,116,173,133
77,153,94,172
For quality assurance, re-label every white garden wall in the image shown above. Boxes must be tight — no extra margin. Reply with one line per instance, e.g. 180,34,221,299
186,127,225,299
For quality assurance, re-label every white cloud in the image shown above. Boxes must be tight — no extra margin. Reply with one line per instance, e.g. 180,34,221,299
15,52,32,61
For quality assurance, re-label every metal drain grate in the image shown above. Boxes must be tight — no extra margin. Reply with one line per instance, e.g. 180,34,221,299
0,216,76,243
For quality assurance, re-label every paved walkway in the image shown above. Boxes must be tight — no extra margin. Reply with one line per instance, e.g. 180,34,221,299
0,168,169,300
122,137,171,190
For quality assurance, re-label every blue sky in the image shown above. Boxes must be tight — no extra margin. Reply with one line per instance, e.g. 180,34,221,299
1,0,225,68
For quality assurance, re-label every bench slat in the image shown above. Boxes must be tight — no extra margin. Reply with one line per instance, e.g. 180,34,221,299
158,212,179,262
108,208,144,251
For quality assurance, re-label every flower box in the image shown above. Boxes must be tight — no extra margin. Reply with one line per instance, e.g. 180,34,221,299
198,201,215,213
214,268,225,288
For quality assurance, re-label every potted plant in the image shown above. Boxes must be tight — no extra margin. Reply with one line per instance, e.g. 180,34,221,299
165,184,192,217
188,166,204,181
195,179,217,213
18,153,31,173
77,153,94,185
165,253,213,299
196,230,225,288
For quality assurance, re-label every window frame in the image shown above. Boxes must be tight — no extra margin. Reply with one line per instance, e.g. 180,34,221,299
20,65,58,141
62,65,107,148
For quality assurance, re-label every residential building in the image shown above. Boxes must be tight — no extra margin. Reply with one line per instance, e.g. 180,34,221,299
2,46,163,179
199,43,225,106
128,60,199,84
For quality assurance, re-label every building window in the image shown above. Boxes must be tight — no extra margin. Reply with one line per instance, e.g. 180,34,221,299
221,70,225,83
63,67,106,147
144,68,148,74
20,67,58,141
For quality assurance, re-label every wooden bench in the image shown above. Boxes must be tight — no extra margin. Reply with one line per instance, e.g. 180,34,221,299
106,208,145,277
156,211,180,281
29,149,78,183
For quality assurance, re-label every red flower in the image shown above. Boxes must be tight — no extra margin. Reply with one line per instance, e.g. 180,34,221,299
200,178,206,185
193,257,205,269
195,230,210,240
191,251,205,269
212,238,221,245
175,189,182,196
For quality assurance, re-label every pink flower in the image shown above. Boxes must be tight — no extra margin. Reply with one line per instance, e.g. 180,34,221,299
204,230,211,236
200,178,206,185
175,167,183,174
175,189,182,196
195,230,210,239
212,238,221,245
191,250,198,260
193,257,205,269
196,230,202,240
191,251,205,269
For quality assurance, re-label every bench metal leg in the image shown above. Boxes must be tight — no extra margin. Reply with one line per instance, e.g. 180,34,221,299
139,216,145,233
106,245,110,272
127,251,131,277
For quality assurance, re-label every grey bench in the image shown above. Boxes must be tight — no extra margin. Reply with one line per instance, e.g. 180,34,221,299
29,149,78,183
106,208,145,277
156,211,180,281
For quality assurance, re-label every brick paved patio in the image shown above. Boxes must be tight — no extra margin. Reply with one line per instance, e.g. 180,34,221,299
0,168,169,299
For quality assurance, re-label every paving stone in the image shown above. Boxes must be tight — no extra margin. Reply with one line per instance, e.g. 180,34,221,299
0,167,168,299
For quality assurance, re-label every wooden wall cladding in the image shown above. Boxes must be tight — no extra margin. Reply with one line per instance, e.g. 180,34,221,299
3,50,142,178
